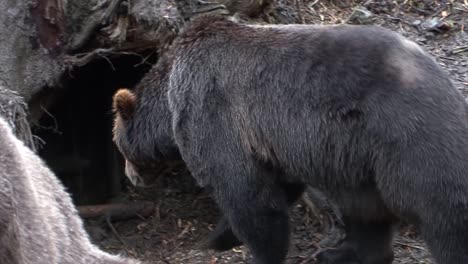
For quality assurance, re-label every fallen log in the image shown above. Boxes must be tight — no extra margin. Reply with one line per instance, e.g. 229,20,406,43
77,201,155,221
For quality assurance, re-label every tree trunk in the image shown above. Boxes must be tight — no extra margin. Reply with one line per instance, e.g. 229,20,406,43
0,0,183,113
0,0,64,101
0,0,185,205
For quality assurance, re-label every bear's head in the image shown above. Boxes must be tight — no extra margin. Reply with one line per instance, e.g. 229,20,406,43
112,88,146,186
112,87,179,187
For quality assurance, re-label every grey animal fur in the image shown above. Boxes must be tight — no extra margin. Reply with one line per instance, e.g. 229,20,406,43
0,116,142,264
113,16,468,264
0,86,36,152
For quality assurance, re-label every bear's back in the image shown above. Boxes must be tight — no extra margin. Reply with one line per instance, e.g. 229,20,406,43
166,16,467,184
171,16,457,104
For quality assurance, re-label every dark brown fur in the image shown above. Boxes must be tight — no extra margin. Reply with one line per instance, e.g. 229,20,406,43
113,16,468,264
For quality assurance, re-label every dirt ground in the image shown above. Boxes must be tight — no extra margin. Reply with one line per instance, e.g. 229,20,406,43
83,1,468,263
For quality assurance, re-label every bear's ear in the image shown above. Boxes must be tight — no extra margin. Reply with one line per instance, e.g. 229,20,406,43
113,88,136,121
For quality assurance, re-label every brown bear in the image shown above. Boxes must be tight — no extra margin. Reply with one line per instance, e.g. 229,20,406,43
0,116,142,264
112,15,468,264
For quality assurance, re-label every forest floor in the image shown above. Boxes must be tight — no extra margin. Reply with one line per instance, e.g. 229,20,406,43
84,1,468,263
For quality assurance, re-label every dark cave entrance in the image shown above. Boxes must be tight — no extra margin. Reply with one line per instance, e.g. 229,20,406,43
30,53,157,206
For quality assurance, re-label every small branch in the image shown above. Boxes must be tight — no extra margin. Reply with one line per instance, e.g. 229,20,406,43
295,0,305,24
64,47,149,68
98,52,116,71
109,16,129,44
64,48,114,67
439,55,457,61
309,0,319,8
134,50,156,67
394,241,429,252
301,192,320,220
430,4,447,18
452,46,468,54
106,214,129,248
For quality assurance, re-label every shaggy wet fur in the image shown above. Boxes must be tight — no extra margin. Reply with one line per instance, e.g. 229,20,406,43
113,16,468,264
0,117,142,264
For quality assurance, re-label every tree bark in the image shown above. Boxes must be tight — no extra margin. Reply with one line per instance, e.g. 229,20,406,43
0,0,64,100
0,0,182,104
0,0,301,106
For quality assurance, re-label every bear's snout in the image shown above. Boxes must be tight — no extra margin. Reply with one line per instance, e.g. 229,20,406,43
124,159,146,187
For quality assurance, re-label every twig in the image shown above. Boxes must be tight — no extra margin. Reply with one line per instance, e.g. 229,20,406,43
454,7,468,13
309,0,319,8
301,192,320,220
65,46,155,68
64,48,114,67
295,0,305,24
98,52,116,71
452,46,468,54
134,50,156,67
105,214,129,248
342,9,356,24
32,135,46,149
439,55,457,61
109,16,129,44
385,15,414,26
298,256,315,264
431,4,447,17
165,222,192,244
394,241,428,251
410,6,432,16
39,103,61,134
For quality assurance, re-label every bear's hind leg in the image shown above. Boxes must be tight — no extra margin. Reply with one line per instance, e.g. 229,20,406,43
397,187,468,264
419,215,468,264
376,144,468,264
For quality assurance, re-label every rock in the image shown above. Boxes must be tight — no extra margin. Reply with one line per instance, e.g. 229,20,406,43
412,19,422,26
348,7,374,25
421,17,453,33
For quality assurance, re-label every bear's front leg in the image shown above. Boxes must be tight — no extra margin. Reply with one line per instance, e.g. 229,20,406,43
172,108,295,263
199,216,243,251
208,166,291,264
316,219,394,264
317,189,396,264
200,182,306,252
